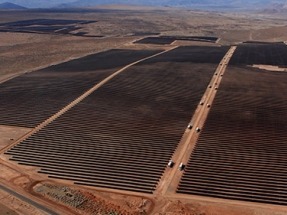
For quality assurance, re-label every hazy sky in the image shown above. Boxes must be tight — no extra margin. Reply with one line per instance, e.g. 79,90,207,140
1,0,286,8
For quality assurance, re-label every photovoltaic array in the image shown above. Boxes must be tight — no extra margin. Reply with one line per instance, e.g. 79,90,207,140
230,43,287,66
0,49,160,127
178,66,287,205
5,46,228,193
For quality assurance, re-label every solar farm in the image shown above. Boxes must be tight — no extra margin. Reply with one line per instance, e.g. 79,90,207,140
178,43,287,206
1,14,287,214
0,19,99,37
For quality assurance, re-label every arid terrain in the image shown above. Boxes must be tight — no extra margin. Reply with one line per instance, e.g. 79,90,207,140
0,5,287,215
1,6,287,80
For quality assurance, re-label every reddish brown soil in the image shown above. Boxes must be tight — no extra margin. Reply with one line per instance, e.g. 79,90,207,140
1,7,287,215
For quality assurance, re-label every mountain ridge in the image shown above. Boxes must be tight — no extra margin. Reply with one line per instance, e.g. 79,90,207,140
57,0,287,10
0,2,26,9
0,0,286,10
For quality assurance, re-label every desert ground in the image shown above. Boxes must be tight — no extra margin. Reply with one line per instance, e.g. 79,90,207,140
0,5,287,215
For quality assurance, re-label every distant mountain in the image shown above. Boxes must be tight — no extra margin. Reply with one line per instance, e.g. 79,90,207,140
57,0,287,10
0,0,74,8
0,0,286,10
262,2,287,13
0,2,26,9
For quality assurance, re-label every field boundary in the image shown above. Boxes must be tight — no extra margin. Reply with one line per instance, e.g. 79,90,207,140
0,49,112,85
0,46,178,155
0,37,140,85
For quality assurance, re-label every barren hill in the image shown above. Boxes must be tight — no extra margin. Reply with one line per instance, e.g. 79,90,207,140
0,2,26,9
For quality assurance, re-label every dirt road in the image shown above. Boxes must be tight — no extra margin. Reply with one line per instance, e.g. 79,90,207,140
155,46,237,196
0,184,58,215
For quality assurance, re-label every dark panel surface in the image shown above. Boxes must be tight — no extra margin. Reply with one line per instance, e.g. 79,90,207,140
6,46,228,193
178,66,287,205
0,19,95,27
160,36,218,42
135,36,218,45
142,46,229,64
0,19,97,36
230,43,287,66
0,49,160,128
135,37,175,45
